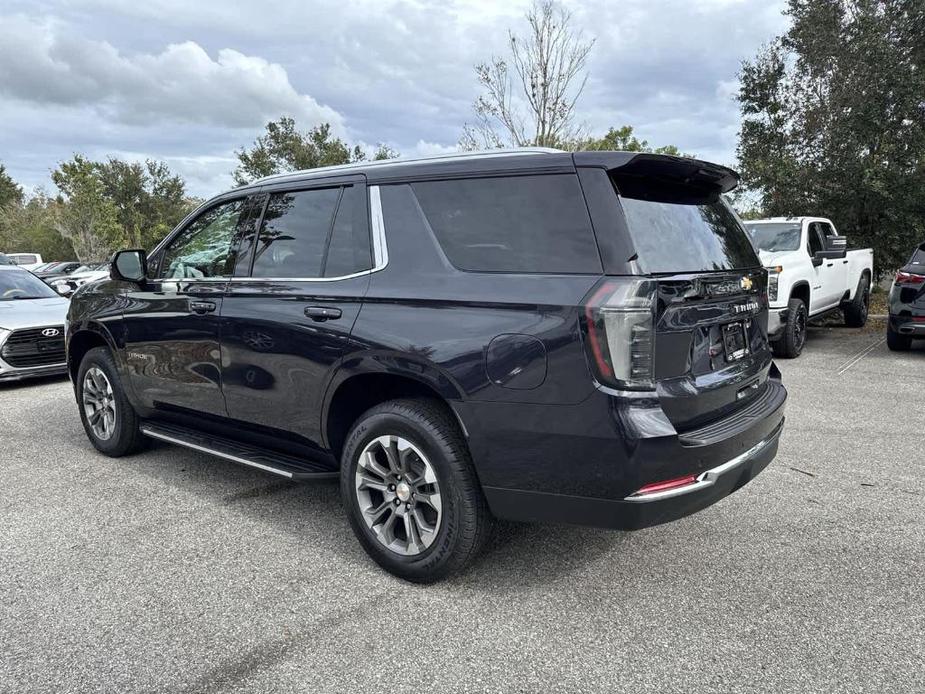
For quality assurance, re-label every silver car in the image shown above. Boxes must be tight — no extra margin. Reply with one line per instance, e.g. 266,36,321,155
0,266,69,382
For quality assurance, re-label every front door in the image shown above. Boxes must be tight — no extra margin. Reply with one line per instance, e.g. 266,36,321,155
120,196,251,417
219,177,372,445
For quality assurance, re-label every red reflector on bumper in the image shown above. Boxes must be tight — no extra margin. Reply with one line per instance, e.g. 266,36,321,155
633,474,698,496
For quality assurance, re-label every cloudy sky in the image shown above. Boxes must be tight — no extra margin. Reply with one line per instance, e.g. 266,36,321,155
0,0,788,198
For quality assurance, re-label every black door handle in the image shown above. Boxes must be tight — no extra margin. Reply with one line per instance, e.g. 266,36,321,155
304,306,342,321
826,263,834,267
190,300,216,314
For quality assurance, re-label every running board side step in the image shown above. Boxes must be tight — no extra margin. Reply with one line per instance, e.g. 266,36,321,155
140,422,339,481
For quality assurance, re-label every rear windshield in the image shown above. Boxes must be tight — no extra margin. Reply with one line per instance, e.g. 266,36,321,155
412,175,602,274
744,223,802,252
615,178,759,274
9,254,38,265
909,244,925,268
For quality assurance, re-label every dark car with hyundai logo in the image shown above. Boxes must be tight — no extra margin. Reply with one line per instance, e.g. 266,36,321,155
0,265,69,381
65,149,786,582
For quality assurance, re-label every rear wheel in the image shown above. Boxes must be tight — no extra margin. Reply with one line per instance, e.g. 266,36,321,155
76,346,146,456
843,277,870,327
886,323,912,351
773,297,807,358
340,398,493,583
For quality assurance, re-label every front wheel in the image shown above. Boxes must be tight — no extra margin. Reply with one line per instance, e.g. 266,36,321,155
340,398,493,583
76,346,147,456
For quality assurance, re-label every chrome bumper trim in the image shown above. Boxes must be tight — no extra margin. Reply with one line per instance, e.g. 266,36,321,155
624,422,782,503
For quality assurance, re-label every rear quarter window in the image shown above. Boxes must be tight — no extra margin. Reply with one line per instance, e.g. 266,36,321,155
411,174,602,274
615,177,759,274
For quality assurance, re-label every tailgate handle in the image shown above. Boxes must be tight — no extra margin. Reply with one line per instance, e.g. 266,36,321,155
304,306,342,321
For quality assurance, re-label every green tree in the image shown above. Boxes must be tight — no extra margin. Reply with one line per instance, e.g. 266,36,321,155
576,126,687,156
96,158,191,250
737,0,925,275
233,117,398,185
0,164,23,210
51,156,125,262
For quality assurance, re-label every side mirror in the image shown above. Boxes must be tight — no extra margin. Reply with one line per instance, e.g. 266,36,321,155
824,235,848,259
111,249,147,283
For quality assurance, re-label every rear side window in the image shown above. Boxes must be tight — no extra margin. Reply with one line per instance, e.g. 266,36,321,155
615,178,759,274
411,175,601,274
324,184,372,278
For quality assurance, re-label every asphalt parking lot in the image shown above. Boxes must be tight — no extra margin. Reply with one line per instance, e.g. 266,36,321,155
2,323,923,694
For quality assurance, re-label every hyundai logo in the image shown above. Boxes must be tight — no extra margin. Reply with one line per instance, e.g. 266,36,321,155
42,328,60,337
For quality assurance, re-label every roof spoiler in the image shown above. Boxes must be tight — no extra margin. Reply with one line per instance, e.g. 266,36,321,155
572,151,740,194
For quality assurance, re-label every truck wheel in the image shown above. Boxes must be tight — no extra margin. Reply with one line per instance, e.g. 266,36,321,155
886,324,912,351
76,346,147,456
843,277,870,327
340,398,493,583
774,297,807,358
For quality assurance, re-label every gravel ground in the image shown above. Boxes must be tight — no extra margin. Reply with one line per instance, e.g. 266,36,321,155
1,327,923,693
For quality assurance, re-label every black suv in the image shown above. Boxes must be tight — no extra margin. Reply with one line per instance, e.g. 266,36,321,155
66,150,786,582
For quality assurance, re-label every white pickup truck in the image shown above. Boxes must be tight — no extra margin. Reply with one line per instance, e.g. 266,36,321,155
743,217,874,358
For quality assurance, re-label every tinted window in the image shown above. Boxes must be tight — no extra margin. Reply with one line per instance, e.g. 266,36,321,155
10,254,38,265
323,184,372,277
252,188,340,278
617,185,759,273
745,223,801,252
161,199,245,278
909,245,925,268
808,224,824,255
411,175,601,274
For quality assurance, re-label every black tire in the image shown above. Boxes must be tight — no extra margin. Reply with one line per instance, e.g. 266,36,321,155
340,398,493,583
886,323,912,351
774,297,808,358
843,276,870,327
76,346,147,456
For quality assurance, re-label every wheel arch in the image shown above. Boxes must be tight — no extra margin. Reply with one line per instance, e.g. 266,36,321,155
323,361,467,462
67,324,119,383
790,281,811,308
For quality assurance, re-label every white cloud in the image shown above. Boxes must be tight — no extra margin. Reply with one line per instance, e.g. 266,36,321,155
0,14,345,131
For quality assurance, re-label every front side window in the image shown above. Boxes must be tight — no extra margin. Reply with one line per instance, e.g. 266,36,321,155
160,199,245,279
411,175,602,274
808,224,824,255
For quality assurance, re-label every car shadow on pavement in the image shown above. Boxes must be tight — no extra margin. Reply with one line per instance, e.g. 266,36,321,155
127,438,626,590
0,374,70,391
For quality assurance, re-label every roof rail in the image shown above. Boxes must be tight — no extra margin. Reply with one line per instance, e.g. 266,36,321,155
251,147,564,184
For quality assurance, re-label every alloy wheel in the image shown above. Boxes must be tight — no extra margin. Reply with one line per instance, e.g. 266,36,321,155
83,366,116,441
354,435,443,556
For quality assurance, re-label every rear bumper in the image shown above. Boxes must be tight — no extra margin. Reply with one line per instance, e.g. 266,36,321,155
462,373,786,531
483,419,782,530
889,314,925,336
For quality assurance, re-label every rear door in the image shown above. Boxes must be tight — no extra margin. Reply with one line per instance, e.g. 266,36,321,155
607,172,772,431
121,195,254,416
219,176,372,445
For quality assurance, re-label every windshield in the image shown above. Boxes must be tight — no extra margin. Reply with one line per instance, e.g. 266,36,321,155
744,223,802,252
0,270,59,300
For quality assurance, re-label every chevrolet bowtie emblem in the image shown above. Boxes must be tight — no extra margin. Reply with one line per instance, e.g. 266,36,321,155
740,277,753,291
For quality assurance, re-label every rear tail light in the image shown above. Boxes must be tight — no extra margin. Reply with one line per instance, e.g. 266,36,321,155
895,271,925,286
583,278,657,390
